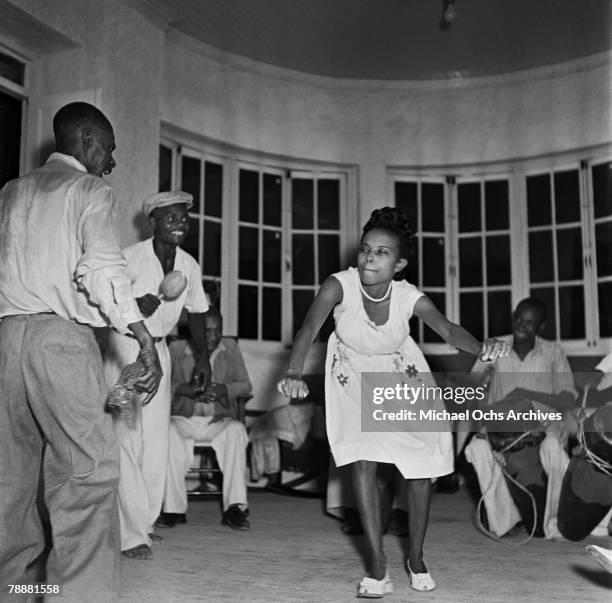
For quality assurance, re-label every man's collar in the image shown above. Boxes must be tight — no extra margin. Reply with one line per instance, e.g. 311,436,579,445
46,152,88,173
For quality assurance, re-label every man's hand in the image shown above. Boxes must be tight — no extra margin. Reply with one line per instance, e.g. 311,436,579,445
277,371,309,400
134,341,162,405
136,294,161,318
202,383,228,406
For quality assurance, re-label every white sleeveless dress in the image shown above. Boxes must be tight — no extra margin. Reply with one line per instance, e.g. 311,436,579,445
325,267,453,478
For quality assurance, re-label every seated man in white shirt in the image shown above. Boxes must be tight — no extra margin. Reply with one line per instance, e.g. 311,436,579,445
465,297,577,539
160,308,252,530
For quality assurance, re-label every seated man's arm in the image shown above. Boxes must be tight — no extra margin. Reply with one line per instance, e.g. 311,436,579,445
223,338,252,401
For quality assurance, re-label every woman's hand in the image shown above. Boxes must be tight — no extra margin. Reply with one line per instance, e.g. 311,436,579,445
277,371,309,400
479,338,512,363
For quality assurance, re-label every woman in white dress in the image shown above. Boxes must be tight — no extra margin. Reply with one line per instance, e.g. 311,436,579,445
278,207,508,597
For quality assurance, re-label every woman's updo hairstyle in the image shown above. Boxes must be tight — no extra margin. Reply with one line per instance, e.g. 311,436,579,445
361,206,416,280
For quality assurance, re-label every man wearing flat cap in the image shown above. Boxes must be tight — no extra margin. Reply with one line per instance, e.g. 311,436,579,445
104,190,211,560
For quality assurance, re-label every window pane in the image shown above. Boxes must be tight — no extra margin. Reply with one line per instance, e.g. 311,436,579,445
395,181,417,227
460,292,483,341
318,234,340,283
556,228,583,281
0,91,21,187
181,156,201,214
292,234,314,285
293,290,313,338
203,220,221,276
318,179,340,229
263,230,282,283
239,226,258,280
457,183,481,233
262,287,281,340
405,240,419,285
423,292,445,343
203,279,221,308
527,174,551,227
292,178,313,228
239,169,259,223
182,217,199,261
422,183,445,232
204,161,222,217
238,285,258,339
0,52,24,85
486,235,511,286
485,180,509,230
487,291,512,337
459,237,482,287
528,231,554,282
159,145,172,192
554,170,580,224
263,173,282,226
530,287,556,340
592,162,612,219
409,315,420,343
598,281,612,337
422,237,445,287
595,222,612,277
559,285,585,339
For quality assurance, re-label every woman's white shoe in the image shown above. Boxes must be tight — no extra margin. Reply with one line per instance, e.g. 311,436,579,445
407,561,436,592
357,570,393,598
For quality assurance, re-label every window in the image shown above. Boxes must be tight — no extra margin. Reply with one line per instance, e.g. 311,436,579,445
390,145,612,355
160,138,352,343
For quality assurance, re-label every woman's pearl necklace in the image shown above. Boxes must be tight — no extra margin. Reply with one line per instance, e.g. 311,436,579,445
359,280,392,302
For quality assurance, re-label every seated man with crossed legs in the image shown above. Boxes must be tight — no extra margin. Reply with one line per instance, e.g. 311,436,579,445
160,307,252,530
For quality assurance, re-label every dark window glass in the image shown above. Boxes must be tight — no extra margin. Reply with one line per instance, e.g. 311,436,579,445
203,220,221,277
592,162,612,219
182,217,199,261
457,183,481,233
528,231,554,282
422,237,445,288
556,228,583,281
460,292,484,341
292,234,314,285
262,287,281,340
595,222,612,277
239,226,258,280
485,180,509,230
239,169,259,223
423,292,445,343
530,287,556,339
486,235,511,286
203,279,221,308
181,156,201,214
405,239,419,285
204,161,222,217
395,181,418,227
318,234,340,283
409,315,420,342
554,170,581,224
263,173,282,226
559,285,585,339
526,174,551,227
487,290,512,337
0,52,24,86
319,314,335,343
0,91,21,187
318,179,340,229
598,281,612,337
459,237,482,287
238,285,258,339
422,183,445,232
292,178,313,228
293,290,314,338
263,230,282,283
159,145,172,192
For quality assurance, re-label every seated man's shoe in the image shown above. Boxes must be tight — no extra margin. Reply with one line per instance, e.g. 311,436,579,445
222,505,250,530
156,512,187,528
435,472,460,494
122,544,153,560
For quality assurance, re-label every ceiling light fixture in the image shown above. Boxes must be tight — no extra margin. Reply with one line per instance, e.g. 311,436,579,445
443,0,457,24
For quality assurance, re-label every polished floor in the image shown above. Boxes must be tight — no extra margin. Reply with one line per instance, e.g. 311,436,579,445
119,487,611,602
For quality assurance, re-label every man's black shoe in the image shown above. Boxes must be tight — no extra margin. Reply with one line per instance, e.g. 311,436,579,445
222,505,250,530
156,513,186,528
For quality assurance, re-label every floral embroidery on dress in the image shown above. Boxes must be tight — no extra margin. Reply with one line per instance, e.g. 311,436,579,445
405,363,418,378
337,374,349,386
331,341,351,388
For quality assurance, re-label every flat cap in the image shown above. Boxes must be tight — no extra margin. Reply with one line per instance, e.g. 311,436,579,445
143,190,193,217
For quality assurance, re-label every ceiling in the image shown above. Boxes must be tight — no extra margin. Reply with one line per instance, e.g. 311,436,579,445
133,0,612,81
